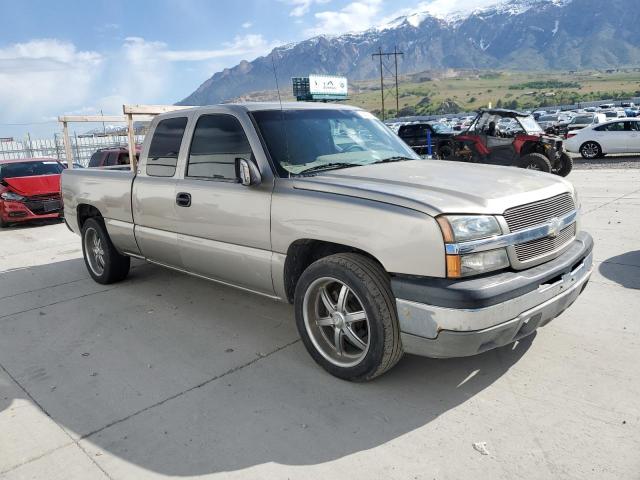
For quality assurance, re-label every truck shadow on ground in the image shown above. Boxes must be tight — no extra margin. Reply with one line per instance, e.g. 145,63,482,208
598,251,640,289
0,258,534,476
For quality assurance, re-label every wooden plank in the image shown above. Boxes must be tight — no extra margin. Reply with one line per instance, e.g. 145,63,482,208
62,122,73,168
126,114,137,171
57,115,126,123
122,104,192,115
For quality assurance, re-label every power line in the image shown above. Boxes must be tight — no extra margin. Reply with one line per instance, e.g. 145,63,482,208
372,46,404,120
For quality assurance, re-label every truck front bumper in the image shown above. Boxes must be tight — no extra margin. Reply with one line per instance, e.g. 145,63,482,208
393,232,593,358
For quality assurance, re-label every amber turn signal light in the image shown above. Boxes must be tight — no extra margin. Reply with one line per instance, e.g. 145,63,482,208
446,255,462,278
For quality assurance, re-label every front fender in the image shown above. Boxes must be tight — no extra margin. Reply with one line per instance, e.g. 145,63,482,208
271,186,446,278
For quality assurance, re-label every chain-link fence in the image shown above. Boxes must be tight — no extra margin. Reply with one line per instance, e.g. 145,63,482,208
0,134,146,167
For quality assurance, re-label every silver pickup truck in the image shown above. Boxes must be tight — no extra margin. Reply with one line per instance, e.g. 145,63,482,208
62,103,593,381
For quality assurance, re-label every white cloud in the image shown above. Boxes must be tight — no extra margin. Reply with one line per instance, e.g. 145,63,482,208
306,0,382,36
242,21,253,28
0,39,102,123
0,34,282,135
285,0,331,17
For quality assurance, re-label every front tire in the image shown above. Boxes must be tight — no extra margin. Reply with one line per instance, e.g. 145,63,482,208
520,153,552,172
436,143,455,160
81,217,130,284
580,141,602,159
294,253,403,381
556,152,574,177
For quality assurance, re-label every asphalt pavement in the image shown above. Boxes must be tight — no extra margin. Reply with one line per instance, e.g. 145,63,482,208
0,168,639,480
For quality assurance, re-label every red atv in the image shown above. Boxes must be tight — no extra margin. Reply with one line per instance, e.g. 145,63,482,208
435,109,573,176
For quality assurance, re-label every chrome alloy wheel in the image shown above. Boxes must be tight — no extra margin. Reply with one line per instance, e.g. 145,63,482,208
84,227,105,276
581,142,599,159
302,277,370,368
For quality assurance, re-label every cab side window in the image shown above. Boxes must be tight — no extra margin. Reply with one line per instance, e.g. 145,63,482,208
147,117,188,177
595,122,625,132
186,114,252,181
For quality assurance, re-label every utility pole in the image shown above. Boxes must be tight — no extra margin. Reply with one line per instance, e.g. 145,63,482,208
372,45,404,121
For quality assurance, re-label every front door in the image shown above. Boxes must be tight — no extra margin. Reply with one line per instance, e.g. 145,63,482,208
173,112,274,295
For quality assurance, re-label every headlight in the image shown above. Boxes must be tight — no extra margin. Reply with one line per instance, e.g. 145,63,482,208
437,215,508,278
437,215,502,243
0,192,25,202
446,248,510,278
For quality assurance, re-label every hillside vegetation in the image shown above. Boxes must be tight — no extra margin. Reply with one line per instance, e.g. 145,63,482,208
346,69,640,117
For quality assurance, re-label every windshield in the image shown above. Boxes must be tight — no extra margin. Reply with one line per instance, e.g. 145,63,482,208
0,160,63,181
252,109,419,176
518,115,544,134
431,123,452,134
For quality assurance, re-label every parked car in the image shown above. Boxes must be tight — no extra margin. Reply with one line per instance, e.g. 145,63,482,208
88,146,141,169
0,158,64,227
624,108,639,118
437,109,573,176
598,103,616,110
565,118,640,158
559,113,606,136
397,122,454,156
536,114,560,132
620,102,635,108
603,110,626,120
62,103,593,381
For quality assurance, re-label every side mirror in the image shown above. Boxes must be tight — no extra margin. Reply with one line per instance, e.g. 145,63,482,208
236,158,261,186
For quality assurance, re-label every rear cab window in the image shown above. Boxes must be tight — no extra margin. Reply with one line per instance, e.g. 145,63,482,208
146,117,189,177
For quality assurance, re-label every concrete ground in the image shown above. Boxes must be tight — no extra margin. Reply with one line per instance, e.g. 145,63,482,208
0,169,639,480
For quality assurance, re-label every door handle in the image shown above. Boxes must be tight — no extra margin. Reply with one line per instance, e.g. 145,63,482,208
176,192,191,207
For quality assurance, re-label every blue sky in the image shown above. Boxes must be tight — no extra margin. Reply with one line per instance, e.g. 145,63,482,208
0,0,496,137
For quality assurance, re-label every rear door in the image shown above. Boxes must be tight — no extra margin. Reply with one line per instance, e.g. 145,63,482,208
132,115,190,268
626,120,640,153
173,111,274,295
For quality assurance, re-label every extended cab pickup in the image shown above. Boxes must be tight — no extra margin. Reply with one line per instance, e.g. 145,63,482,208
62,103,593,381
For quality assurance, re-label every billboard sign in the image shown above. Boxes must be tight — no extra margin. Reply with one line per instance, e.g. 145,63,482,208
309,75,348,97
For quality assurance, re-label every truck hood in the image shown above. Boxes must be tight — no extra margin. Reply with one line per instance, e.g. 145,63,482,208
292,160,572,216
2,175,61,196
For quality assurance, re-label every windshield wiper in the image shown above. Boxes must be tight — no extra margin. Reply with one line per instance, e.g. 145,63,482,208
368,156,414,165
298,162,360,175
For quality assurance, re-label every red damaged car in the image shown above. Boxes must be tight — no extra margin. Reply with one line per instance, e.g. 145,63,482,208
0,158,64,228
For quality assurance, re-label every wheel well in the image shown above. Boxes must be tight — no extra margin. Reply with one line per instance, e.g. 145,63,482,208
77,204,103,229
283,239,382,303
520,141,544,156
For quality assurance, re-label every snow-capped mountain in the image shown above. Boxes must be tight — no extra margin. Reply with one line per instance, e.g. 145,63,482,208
179,0,640,106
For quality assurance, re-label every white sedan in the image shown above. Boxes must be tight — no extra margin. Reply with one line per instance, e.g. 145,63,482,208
565,118,640,159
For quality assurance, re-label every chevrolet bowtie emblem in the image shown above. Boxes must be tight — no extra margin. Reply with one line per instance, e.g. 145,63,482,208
548,217,561,238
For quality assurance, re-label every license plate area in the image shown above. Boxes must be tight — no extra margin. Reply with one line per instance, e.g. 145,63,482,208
43,200,61,212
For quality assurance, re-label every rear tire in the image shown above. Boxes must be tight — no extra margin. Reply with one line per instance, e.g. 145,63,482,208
520,153,552,172
294,253,403,381
0,217,7,228
81,217,130,284
556,152,573,177
580,141,602,159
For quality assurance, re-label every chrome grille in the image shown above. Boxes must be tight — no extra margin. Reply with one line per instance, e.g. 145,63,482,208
504,193,575,232
514,223,576,262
